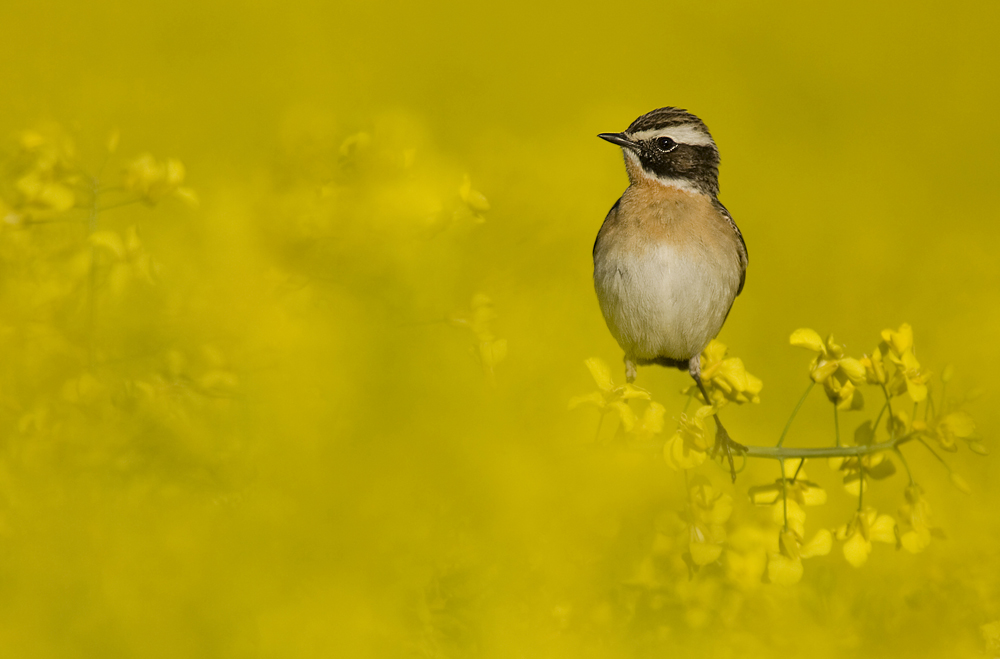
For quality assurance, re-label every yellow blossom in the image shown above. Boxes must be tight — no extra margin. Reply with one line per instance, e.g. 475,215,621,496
898,484,940,554
879,323,930,402
663,405,714,471
835,507,897,567
569,357,651,432
748,459,827,509
125,153,196,206
451,294,507,378
767,528,832,585
684,339,762,406
683,477,732,566
790,329,865,410
632,401,665,442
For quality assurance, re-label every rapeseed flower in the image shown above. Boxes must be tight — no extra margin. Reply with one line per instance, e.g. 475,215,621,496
569,357,650,432
790,328,866,410
685,339,762,406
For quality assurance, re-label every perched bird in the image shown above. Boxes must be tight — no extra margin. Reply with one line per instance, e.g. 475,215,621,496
593,107,747,477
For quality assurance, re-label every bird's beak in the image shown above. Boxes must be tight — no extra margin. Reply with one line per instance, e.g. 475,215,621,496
598,132,635,149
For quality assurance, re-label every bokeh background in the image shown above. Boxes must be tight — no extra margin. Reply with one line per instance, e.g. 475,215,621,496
1,0,999,656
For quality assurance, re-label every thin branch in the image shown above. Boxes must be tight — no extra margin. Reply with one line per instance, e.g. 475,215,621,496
776,380,815,447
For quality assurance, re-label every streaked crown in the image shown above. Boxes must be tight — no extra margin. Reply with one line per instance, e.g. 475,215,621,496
600,107,721,196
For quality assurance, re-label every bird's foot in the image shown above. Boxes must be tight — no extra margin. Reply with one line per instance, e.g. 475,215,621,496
712,424,747,483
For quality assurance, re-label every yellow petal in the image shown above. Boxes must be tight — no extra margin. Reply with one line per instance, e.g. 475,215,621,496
704,493,734,526
838,358,867,383
800,484,828,506
881,323,914,355
811,359,839,383
905,377,928,403
748,483,781,506
619,383,652,400
767,553,803,585
639,402,666,434
842,531,872,567
607,401,636,431
941,411,976,438
790,328,825,353
800,529,833,558
583,357,614,391
690,540,723,566
663,433,707,471
900,528,931,554
869,514,897,544
568,392,605,410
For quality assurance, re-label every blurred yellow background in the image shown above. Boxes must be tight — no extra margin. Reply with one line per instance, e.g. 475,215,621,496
0,0,998,656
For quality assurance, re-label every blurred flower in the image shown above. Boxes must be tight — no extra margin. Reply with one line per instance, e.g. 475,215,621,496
879,323,930,402
569,357,650,431
124,153,198,206
459,174,489,222
684,339,762,406
748,460,828,525
835,507,897,567
632,401,665,442
663,405,714,471
450,293,507,379
767,527,832,586
790,329,865,410
897,484,941,553
897,400,980,454
682,477,732,566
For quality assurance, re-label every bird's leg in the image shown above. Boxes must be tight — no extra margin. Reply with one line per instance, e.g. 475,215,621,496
688,355,746,482
624,357,638,384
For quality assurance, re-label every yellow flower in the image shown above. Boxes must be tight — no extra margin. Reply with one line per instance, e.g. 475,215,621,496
124,153,197,206
632,401,666,442
767,528,832,585
451,294,507,377
860,346,887,385
828,423,896,495
879,323,930,402
904,406,978,454
790,329,865,410
569,357,651,431
683,477,732,566
663,405,714,471
684,339,762,406
835,507,897,567
898,484,940,554
748,459,827,510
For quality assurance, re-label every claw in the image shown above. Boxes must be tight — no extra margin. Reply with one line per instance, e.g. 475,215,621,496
712,424,747,483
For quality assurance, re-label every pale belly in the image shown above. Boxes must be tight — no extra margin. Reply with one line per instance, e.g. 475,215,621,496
594,242,738,362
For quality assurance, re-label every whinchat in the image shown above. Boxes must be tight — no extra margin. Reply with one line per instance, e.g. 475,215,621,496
593,107,747,476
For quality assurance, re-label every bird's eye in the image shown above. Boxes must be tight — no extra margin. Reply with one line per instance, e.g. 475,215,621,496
654,136,677,151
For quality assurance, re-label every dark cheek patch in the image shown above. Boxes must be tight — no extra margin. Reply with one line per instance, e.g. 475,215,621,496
637,143,719,194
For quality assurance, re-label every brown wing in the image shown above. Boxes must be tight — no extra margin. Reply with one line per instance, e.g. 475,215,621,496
713,199,748,295
593,197,622,259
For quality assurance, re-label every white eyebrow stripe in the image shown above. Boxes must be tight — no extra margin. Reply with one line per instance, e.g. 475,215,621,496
628,125,715,147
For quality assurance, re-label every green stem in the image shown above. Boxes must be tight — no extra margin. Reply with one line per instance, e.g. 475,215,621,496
857,459,865,512
776,381,815,447
779,458,788,531
872,400,888,436
744,433,914,460
894,447,915,486
881,384,896,438
834,403,840,447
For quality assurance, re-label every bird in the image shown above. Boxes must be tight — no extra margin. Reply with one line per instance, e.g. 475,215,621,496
592,107,748,479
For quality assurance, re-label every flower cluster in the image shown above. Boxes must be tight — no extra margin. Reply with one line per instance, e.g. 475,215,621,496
569,357,651,432
684,339,762,406
450,293,507,382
